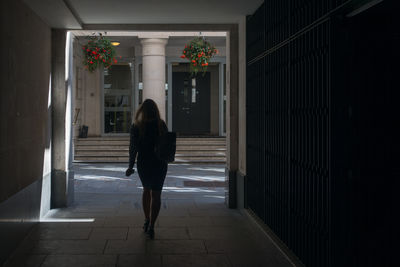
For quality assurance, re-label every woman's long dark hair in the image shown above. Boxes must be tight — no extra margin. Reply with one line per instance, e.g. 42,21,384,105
134,99,164,137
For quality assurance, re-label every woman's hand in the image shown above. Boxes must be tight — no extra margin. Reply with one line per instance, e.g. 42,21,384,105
125,168,135,177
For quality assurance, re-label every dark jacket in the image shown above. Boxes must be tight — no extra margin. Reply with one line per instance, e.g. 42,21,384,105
128,119,168,170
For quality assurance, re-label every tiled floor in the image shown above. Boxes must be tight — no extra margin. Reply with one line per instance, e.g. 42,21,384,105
6,163,294,267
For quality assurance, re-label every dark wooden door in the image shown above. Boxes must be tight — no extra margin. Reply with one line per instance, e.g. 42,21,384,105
172,72,210,135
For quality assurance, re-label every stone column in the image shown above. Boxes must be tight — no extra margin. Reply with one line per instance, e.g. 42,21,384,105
140,38,168,120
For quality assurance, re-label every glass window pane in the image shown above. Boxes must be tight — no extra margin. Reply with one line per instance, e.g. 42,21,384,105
104,111,131,134
104,64,132,134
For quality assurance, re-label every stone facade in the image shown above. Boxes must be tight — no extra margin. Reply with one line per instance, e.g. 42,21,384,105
73,35,227,137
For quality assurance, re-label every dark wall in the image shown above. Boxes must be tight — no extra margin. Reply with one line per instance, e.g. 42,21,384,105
0,0,51,264
246,1,396,267
0,0,51,203
330,3,398,266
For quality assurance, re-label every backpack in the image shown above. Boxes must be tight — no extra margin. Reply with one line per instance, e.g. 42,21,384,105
156,131,176,163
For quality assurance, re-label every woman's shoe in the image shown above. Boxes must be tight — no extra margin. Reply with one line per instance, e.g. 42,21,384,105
143,219,150,233
147,228,155,240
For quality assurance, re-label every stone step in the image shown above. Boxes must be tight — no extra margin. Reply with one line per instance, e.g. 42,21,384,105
75,140,226,146
74,156,226,163
176,141,226,145
75,137,225,141
74,136,226,164
75,146,130,151
75,151,226,157
75,146,226,151
176,147,226,151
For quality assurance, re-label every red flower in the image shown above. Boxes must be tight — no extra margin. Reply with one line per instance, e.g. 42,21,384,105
87,49,90,52
90,61,93,64
103,59,106,62
180,55,185,58
92,51,96,54
191,60,196,63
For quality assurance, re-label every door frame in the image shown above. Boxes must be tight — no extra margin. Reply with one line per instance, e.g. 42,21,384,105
166,56,226,135
100,58,135,136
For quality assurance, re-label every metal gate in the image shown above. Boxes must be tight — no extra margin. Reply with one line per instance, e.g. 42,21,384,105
246,1,350,267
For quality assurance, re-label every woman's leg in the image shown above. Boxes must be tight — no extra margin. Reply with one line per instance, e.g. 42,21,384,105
142,187,151,221
149,190,162,228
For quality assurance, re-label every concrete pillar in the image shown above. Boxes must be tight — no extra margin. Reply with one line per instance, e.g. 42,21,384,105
225,27,239,209
140,38,168,120
51,29,74,208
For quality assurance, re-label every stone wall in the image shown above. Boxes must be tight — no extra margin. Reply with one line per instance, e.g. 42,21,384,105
73,41,136,137
0,0,51,263
73,39,102,137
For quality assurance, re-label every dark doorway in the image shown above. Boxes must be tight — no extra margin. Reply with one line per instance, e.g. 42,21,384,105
172,71,211,135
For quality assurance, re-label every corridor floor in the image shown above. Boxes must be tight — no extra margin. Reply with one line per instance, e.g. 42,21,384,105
6,164,294,267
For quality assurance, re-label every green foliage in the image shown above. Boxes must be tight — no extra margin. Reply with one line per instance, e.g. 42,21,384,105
181,37,218,76
82,34,117,72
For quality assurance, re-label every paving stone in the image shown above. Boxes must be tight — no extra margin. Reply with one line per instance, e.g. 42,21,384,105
210,216,249,227
68,217,106,228
128,227,190,240
31,240,106,254
30,226,91,240
157,216,213,227
41,255,117,267
90,227,128,240
3,254,46,267
105,239,146,254
117,254,162,267
104,216,143,227
163,254,231,267
188,226,254,240
6,164,292,267
188,208,242,217
204,238,275,254
147,240,207,254
227,253,294,267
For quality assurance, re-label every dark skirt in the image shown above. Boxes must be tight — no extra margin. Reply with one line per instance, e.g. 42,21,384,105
137,155,167,191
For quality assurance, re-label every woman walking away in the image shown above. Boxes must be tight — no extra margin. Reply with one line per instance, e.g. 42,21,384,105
125,99,168,240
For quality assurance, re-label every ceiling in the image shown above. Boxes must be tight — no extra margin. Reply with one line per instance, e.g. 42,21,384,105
23,0,264,29
75,35,227,49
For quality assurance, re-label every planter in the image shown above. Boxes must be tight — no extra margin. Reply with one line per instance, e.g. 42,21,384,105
181,37,218,76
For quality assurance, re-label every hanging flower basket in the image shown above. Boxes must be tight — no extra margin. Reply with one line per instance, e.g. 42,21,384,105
181,37,218,76
82,34,117,72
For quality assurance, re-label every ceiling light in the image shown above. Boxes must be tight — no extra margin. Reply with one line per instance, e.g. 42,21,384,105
111,41,120,46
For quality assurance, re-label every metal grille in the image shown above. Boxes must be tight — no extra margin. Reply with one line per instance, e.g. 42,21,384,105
287,22,330,267
246,1,335,266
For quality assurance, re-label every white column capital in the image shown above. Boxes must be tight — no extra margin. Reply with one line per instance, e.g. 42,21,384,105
138,32,170,39
140,38,169,56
